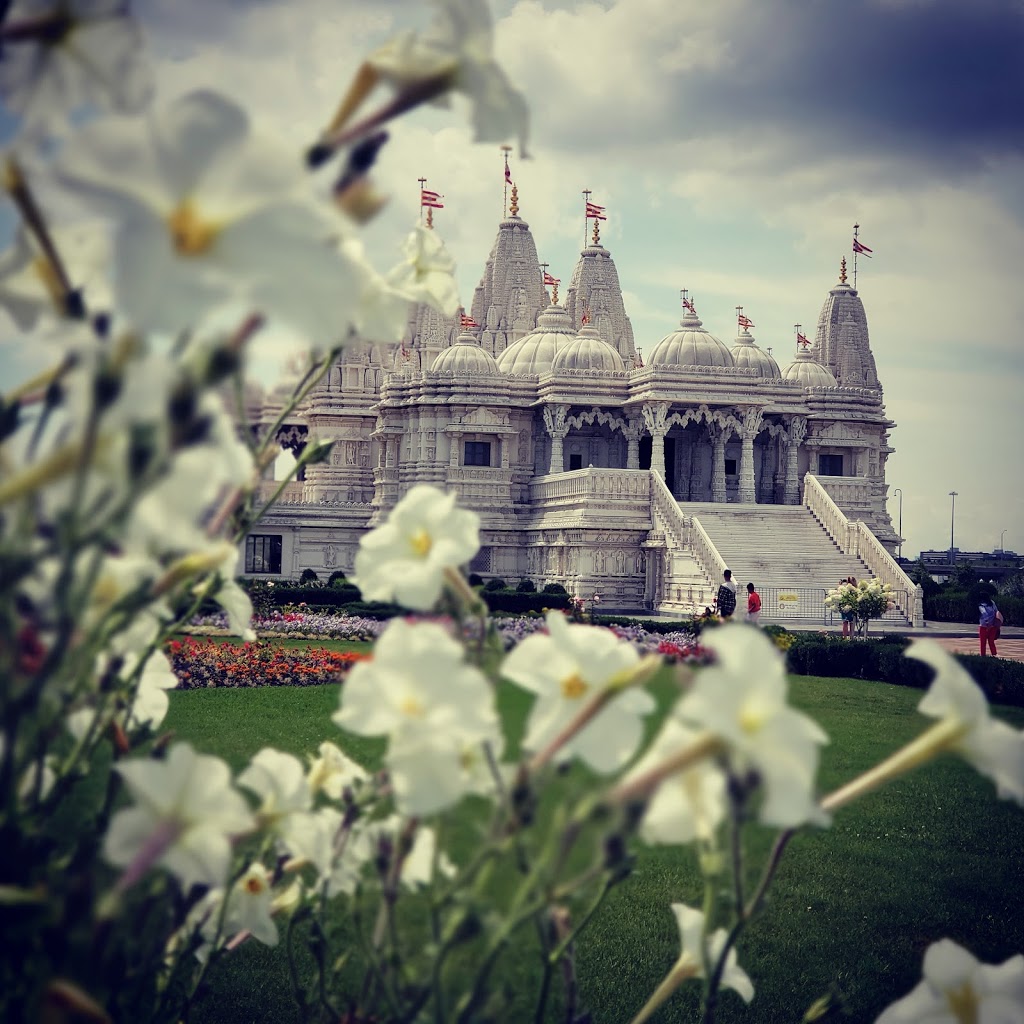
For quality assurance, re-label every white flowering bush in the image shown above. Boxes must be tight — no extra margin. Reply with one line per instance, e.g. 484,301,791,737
1,3,1023,1023
825,576,894,634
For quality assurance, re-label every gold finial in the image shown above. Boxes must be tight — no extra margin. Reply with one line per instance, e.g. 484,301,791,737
552,280,559,304
591,219,600,245
581,305,591,325
839,256,847,284
509,184,519,217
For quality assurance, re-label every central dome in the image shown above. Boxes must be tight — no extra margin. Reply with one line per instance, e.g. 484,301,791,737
649,310,734,368
783,349,838,387
730,328,780,377
551,323,626,373
496,304,576,373
431,331,500,374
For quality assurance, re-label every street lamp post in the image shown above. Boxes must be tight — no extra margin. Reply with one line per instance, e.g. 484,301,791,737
892,487,903,560
949,491,958,568
1000,529,1007,553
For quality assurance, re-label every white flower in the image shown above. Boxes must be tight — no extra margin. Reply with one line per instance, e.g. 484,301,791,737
624,717,727,845
500,610,656,774
907,639,1024,804
876,939,1024,1024
0,222,111,328
367,0,529,156
386,225,460,318
223,863,279,948
677,624,828,828
56,89,363,339
0,0,153,137
237,748,312,834
334,619,498,816
306,741,369,800
104,743,254,891
632,903,754,1024
672,904,754,1003
123,650,178,732
365,816,455,888
351,484,480,610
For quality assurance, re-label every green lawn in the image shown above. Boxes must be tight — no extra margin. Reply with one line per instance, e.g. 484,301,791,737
163,673,1024,1023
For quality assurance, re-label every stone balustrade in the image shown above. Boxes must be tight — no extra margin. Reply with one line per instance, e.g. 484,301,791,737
529,467,650,504
256,480,307,505
804,474,922,625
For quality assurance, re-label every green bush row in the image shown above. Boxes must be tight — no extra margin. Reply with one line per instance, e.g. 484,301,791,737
924,593,1022,625
783,634,1024,707
481,591,571,614
594,615,700,636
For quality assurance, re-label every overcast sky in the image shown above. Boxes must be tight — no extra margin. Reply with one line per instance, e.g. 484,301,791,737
3,0,1022,559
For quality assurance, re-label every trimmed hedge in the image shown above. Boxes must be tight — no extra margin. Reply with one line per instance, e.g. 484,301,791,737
595,615,699,636
783,633,1024,707
924,593,1022,626
481,590,571,614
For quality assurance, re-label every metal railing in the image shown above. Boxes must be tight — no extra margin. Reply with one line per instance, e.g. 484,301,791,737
755,586,911,625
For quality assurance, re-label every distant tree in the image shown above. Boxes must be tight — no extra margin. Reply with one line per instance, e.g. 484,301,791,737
998,570,1024,599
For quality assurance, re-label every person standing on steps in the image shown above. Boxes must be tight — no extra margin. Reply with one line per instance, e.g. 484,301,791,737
745,581,761,625
979,596,999,657
715,568,738,620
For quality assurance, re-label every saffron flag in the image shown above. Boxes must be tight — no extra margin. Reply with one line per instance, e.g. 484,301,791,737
460,313,479,329
737,314,754,329
504,156,512,185
681,297,696,313
585,201,607,220
421,189,444,209
797,331,811,348
852,237,873,257
543,272,560,286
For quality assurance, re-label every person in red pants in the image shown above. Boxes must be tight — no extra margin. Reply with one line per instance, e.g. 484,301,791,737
978,597,999,657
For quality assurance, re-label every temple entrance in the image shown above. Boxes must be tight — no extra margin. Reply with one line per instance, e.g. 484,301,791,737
638,436,677,494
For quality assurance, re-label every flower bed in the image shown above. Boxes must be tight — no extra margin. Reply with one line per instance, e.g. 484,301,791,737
167,637,369,689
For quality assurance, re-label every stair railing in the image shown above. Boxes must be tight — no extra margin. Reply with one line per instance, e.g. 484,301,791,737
649,471,726,589
804,474,923,627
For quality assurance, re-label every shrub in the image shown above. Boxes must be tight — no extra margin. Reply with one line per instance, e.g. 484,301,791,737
299,568,319,584
784,634,1024,707
328,571,348,587
481,591,571,614
468,573,484,587
515,578,537,593
925,593,1023,625
542,582,568,595
595,615,699,637
483,577,506,592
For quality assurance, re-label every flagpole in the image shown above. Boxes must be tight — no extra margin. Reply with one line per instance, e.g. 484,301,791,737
501,145,512,217
853,222,859,290
582,189,591,247
418,177,426,226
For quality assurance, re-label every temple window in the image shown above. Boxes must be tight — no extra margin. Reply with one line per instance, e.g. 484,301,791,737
245,534,282,574
725,459,737,476
569,453,583,470
464,441,492,467
819,453,843,476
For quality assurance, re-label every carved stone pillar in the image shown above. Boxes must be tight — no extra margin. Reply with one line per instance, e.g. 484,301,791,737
448,430,461,468
625,418,643,470
738,408,764,504
543,404,570,475
385,438,397,468
641,402,670,479
708,424,727,503
784,416,807,505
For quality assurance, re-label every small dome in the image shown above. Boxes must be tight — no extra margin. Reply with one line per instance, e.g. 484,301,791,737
783,349,838,387
496,304,576,373
551,323,625,373
648,310,734,368
730,329,780,377
431,331,500,374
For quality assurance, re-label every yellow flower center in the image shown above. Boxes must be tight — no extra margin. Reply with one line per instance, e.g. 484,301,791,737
244,874,266,894
945,982,979,1024
409,528,432,557
167,201,220,256
400,695,425,718
560,673,588,700
739,703,765,735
